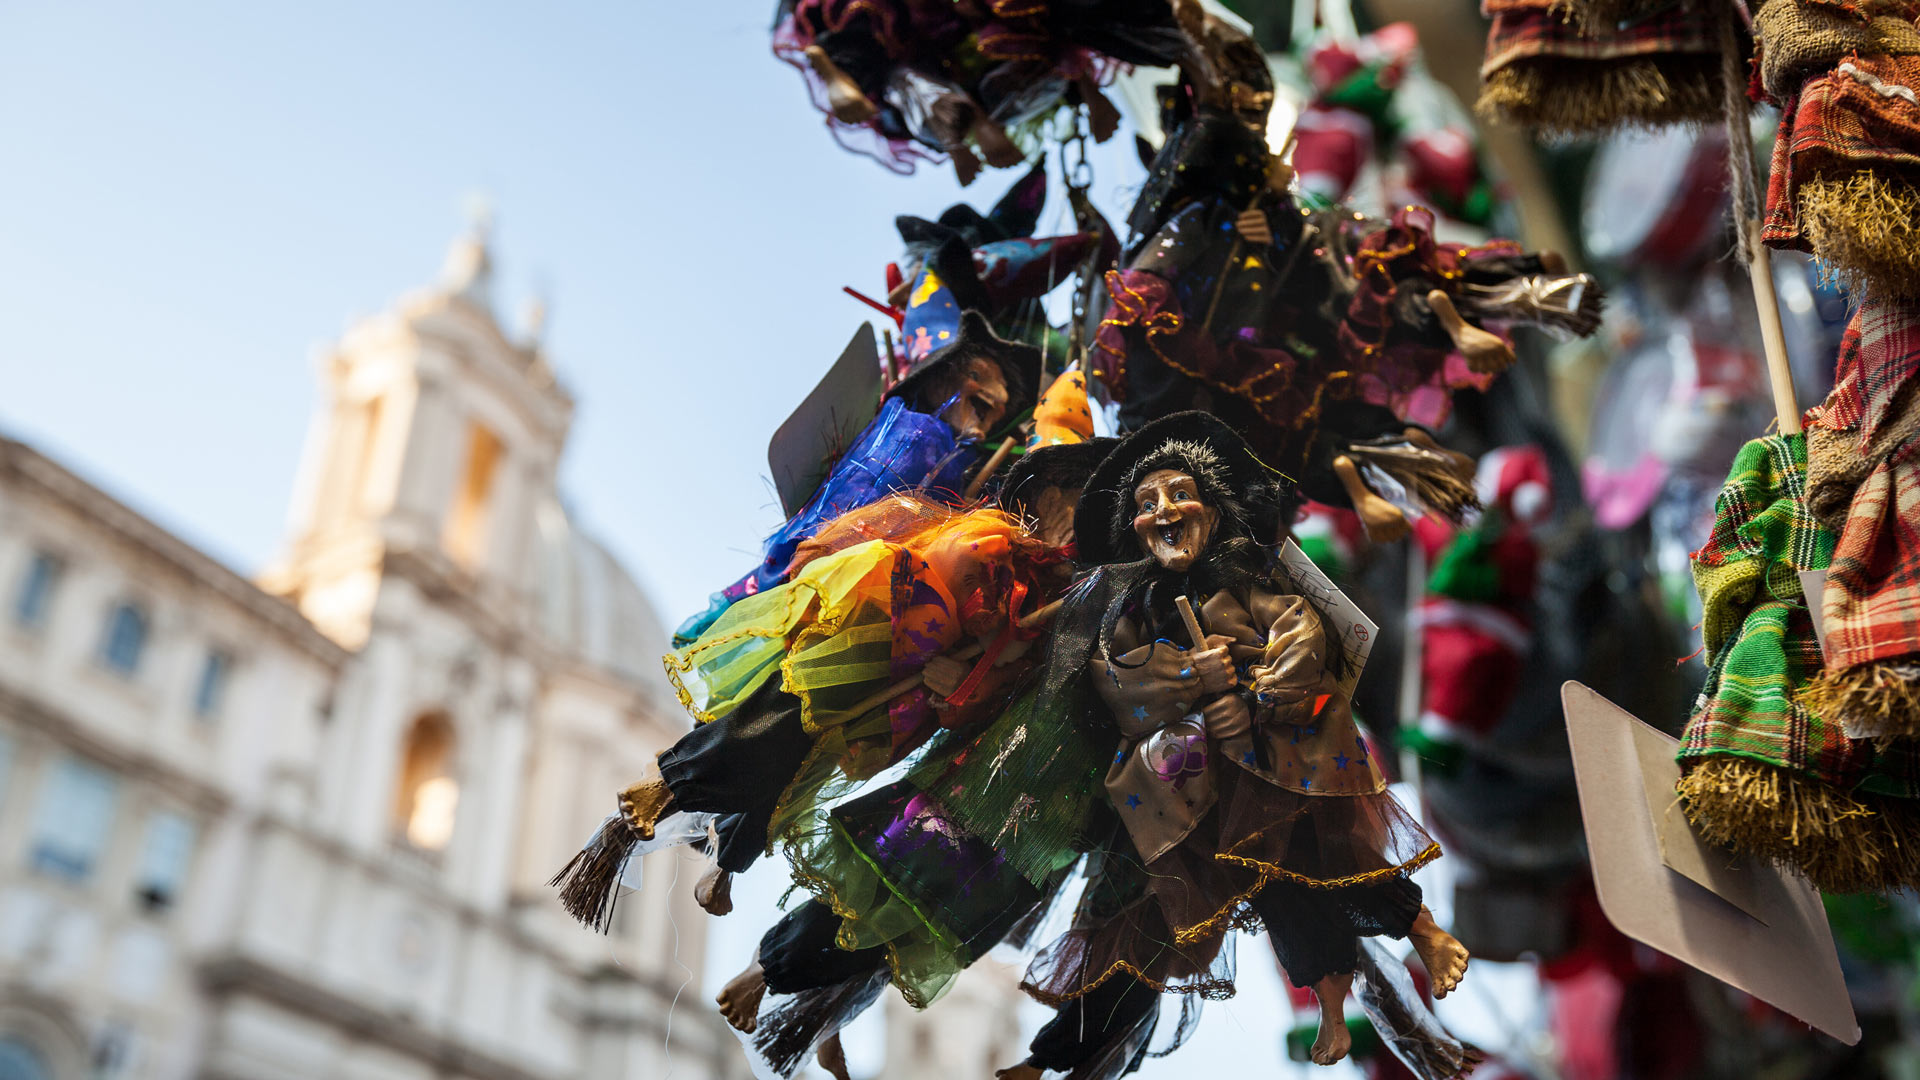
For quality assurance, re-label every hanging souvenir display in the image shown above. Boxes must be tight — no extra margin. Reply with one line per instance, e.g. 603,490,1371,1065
769,0,1199,184
707,438,1116,1080
1800,298,1920,739
1406,445,1552,764
1092,17,1600,542
1477,0,1736,135
1756,0,1920,299
1675,432,1920,892
1004,413,1478,1079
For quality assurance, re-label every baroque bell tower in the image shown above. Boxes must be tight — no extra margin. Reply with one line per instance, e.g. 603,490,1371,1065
262,215,573,649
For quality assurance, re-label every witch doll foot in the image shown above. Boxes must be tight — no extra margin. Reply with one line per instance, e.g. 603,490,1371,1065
1428,289,1514,375
618,770,676,841
1310,972,1354,1065
1333,454,1411,543
971,113,1025,168
817,1033,853,1080
951,143,983,187
695,865,734,917
803,44,878,124
994,1063,1042,1080
1076,75,1122,143
1409,906,1470,998
716,953,768,1033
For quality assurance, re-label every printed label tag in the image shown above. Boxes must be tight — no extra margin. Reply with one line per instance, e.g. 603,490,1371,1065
1278,538,1377,698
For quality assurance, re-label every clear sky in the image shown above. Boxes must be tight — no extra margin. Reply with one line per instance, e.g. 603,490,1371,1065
0,4,1520,1077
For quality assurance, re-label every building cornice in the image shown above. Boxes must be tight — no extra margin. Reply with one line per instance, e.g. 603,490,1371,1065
0,678,233,815
198,953,557,1080
0,437,350,668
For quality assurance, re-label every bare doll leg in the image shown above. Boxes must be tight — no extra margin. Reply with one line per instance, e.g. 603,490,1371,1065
817,1033,853,1080
694,865,734,917
1408,906,1471,999
716,951,768,1034
1309,972,1355,1066
803,44,879,124
1427,288,1515,375
1333,453,1411,544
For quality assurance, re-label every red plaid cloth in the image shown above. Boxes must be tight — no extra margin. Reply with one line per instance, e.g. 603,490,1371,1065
1763,52,1920,249
1481,0,1721,76
1824,436,1920,672
1818,295,1920,455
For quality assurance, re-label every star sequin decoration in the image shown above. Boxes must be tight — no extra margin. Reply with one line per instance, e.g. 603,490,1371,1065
1126,794,1142,809
1133,705,1149,721
1115,750,1128,764
1333,752,1350,770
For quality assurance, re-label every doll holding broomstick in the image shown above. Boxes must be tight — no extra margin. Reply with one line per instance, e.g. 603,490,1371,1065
1001,412,1476,1078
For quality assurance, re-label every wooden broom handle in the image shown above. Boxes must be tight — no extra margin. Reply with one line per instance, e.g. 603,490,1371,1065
1745,221,1802,436
964,437,1019,500
1174,595,1207,649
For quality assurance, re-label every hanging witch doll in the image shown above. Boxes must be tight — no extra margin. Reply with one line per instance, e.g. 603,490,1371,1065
1095,10,1602,543
674,310,1038,647
1006,412,1476,1078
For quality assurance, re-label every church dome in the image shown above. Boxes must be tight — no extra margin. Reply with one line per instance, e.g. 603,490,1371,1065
535,499,669,689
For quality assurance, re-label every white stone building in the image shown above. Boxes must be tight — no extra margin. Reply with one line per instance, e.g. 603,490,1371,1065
0,228,748,1080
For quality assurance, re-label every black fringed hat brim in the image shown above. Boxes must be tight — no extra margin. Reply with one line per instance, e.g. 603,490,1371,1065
999,437,1119,512
1073,411,1286,566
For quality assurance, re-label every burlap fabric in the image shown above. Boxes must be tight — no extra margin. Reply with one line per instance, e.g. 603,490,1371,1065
1754,0,1920,103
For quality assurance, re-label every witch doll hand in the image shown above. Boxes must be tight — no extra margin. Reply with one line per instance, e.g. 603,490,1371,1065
923,654,968,699
1201,694,1252,740
1191,635,1239,695
1234,208,1272,246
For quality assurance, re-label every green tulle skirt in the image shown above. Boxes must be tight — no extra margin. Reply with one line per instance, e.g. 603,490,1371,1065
784,683,1110,1008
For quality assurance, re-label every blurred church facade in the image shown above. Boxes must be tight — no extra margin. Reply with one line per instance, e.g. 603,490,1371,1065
0,227,749,1080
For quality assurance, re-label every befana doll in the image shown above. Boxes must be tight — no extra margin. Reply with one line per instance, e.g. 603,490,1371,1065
1004,412,1475,1077
553,425,1082,934
708,439,1119,1080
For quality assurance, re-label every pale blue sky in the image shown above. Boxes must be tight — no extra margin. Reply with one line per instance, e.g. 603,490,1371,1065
0,4,1514,1076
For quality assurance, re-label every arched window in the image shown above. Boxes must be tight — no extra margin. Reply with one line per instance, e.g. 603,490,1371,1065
443,421,503,570
98,602,148,675
0,1036,49,1080
393,713,459,852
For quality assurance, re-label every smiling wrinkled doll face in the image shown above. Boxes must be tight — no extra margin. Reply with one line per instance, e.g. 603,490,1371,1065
1132,469,1218,571
940,357,1011,443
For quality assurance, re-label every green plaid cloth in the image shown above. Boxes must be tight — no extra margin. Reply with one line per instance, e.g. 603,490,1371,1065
1679,435,1868,786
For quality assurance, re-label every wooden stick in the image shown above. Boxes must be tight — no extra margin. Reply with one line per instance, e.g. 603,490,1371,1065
1745,221,1802,436
839,598,1067,717
964,436,1018,500
1173,595,1207,649
882,328,899,384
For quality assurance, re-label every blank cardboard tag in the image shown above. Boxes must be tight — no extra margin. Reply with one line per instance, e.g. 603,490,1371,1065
1800,569,1831,662
1630,716,1768,924
1278,538,1377,698
1562,681,1858,1044
768,324,885,517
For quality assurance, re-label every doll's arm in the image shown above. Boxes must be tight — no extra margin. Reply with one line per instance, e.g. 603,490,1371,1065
1089,620,1209,738
1245,593,1332,726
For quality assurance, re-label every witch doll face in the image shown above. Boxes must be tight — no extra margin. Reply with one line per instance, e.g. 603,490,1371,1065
940,357,1011,443
1133,469,1218,571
